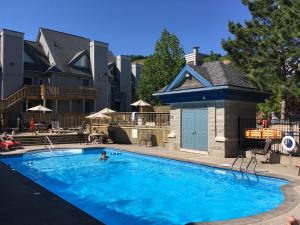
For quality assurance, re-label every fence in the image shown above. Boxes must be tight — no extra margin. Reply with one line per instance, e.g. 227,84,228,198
21,113,88,130
238,118,300,155
91,112,170,127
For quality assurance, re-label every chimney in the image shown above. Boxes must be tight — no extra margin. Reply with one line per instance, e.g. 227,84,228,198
185,46,201,66
0,29,24,99
193,46,199,54
116,55,132,112
131,63,143,88
90,40,109,110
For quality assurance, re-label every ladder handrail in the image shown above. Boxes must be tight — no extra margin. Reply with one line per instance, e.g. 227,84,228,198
44,136,55,152
231,155,244,171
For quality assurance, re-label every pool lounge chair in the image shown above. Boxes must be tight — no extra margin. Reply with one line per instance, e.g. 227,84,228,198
50,121,63,133
250,139,273,162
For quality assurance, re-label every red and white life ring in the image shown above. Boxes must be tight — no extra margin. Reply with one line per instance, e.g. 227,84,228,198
281,136,296,153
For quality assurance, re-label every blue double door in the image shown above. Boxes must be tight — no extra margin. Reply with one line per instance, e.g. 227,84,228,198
181,108,208,151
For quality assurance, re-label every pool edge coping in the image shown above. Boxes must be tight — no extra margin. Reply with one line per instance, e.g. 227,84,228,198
1,146,299,225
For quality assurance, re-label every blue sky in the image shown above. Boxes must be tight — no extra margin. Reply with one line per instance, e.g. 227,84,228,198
1,0,251,56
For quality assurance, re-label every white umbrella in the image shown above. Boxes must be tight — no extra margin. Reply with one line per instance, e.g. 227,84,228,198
131,100,151,107
86,112,111,119
99,107,116,114
27,104,52,112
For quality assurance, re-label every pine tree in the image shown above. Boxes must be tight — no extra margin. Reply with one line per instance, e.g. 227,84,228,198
138,29,185,105
222,0,300,119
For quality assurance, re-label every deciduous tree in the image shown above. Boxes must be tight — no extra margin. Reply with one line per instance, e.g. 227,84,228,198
138,29,185,105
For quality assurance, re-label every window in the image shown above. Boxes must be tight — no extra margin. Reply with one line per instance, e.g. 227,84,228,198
23,77,32,85
74,55,90,68
82,79,89,87
24,51,35,63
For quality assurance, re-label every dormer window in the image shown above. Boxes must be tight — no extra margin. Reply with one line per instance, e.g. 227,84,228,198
73,55,90,69
24,51,35,63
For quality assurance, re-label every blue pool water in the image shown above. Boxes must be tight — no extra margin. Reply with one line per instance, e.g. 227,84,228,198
1,148,287,225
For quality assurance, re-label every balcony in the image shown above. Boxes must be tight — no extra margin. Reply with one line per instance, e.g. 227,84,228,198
27,85,97,100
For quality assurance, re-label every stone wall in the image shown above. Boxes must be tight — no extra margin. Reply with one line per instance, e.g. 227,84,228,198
224,100,257,157
91,125,170,147
169,100,257,158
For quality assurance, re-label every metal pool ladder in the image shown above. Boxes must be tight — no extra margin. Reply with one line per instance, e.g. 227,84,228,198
231,154,257,173
44,136,55,152
231,155,244,172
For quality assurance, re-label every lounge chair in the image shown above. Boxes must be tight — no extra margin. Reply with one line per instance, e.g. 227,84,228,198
50,121,63,133
140,133,152,146
249,139,272,162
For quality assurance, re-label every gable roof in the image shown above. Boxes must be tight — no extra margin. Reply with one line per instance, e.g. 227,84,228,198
154,61,269,103
37,28,117,76
39,28,92,76
24,40,50,72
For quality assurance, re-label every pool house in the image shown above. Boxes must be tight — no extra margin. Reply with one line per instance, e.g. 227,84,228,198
154,48,269,157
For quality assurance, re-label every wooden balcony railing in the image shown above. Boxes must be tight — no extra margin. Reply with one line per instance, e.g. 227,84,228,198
91,112,170,127
27,85,97,100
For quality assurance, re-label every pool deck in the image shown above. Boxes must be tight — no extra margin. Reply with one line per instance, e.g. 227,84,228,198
1,143,300,225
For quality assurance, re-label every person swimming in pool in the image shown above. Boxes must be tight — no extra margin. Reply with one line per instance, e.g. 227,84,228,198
100,151,109,160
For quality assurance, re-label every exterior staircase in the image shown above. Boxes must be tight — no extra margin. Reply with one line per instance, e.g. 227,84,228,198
0,86,29,112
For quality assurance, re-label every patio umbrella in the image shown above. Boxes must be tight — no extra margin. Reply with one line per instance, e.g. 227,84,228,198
86,112,111,119
131,100,151,107
27,105,53,112
27,104,53,124
99,107,116,114
131,100,151,112
86,112,111,127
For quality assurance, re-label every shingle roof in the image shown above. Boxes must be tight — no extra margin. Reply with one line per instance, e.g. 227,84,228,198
39,28,116,77
189,61,255,89
24,40,50,72
40,28,92,76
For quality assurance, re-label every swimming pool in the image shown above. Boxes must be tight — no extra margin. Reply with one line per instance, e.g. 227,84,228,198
1,148,287,225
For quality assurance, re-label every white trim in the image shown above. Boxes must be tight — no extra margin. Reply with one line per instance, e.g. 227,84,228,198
180,148,208,154
89,40,108,48
153,85,268,96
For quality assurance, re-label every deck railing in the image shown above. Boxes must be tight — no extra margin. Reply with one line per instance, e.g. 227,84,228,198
26,85,97,99
91,112,170,127
22,113,88,130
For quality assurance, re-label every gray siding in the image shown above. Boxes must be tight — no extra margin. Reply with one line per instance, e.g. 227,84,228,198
0,30,24,98
90,41,109,111
117,55,132,111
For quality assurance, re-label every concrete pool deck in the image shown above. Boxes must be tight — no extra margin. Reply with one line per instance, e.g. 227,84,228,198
1,143,300,225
